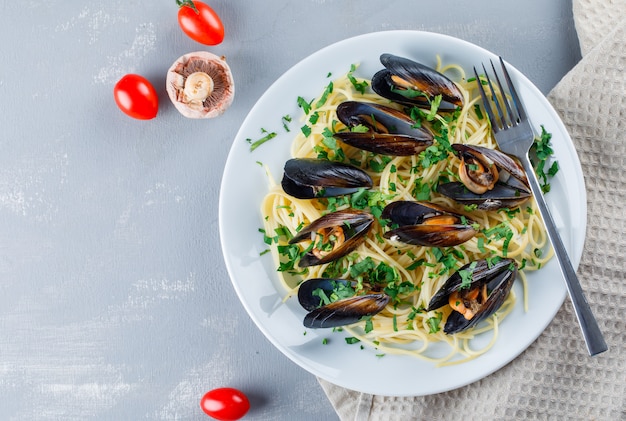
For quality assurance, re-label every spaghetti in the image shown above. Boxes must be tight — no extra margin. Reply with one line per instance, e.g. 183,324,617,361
260,58,553,365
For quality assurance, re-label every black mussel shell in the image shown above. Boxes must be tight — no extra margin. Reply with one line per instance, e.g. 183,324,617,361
298,277,389,328
437,182,532,211
384,224,478,247
452,144,528,188
371,54,464,111
281,158,373,199
427,258,517,334
304,294,390,328
289,209,374,267
381,201,446,226
439,144,531,210
333,101,433,156
372,69,429,108
333,132,432,156
381,201,478,247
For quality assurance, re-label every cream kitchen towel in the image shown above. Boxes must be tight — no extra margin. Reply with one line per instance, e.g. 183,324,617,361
318,1,626,419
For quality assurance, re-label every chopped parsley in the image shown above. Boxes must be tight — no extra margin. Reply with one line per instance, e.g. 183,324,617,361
430,248,459,276
384,280,417,303
391,86,428,101
426,95,443,121
311,281,355,307
477,237,486,253
412,178,432,201
347,64,368,94
315,81,334,108
247,128,277,151
300,124,312,138
347,188,395,220
416,128,454,169
349,258,398,286
482,223,514,257
297,96,312,114
473,103,484,120
406,258,429,271
364,317,374,334
407,306,424,321
276,243,305,274
350,124,370,133
458,261,478,289
282,114,292,131
368,155,393,173
531,126,559,193
427,312,443,333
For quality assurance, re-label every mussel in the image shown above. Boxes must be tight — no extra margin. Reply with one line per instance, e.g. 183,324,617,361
332,101,434,156
427,258,517,334
289,209,374,267
437,144,531,210
372,53,464,111
381,201,478,247
281,158,373,199
297,278,390,328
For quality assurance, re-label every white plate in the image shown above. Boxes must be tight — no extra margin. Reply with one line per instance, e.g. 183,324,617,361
219,31,586,396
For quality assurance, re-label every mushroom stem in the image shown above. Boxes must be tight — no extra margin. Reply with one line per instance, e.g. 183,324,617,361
183,71,214,103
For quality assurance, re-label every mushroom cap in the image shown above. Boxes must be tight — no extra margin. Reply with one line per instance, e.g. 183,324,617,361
166,51,235,119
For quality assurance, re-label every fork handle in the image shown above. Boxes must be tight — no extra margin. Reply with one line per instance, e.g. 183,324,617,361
521,153,607,356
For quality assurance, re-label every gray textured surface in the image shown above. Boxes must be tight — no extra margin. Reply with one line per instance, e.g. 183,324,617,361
0,1,580,420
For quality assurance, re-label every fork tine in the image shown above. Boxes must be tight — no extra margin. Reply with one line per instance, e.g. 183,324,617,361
498,56,528,122
481,63,507,129
473,66,499,132
489,59,516,126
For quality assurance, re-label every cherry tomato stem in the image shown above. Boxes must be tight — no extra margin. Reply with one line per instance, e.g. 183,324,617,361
176,0,198,13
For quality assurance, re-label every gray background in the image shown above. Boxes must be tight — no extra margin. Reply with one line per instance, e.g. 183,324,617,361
0,1,580,420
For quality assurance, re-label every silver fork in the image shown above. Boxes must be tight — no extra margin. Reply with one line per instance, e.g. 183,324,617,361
474,57,607,356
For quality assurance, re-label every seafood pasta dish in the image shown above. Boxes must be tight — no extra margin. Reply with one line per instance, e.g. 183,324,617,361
259,53,554,365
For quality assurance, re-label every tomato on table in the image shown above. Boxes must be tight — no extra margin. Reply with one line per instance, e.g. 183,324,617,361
200,387,250,420
177,0,225,45
113,74,159,120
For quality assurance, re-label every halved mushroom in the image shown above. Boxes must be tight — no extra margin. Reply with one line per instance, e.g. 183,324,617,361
166,51,235,119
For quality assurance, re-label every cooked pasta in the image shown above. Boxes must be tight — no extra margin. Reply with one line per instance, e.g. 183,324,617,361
259,58,553,365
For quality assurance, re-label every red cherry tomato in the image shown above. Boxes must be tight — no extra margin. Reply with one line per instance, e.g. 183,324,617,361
177,1,224,46
113,74,158,120
200,388,250,420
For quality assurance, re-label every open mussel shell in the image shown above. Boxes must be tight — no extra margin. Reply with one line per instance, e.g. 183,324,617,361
381,201,478,247
297,278,351,311
437,182,531,211
453,144,528,189
289,209,374,267
371,53,464,111
427,258,517,334
281,158,373,199
333,101,434,156
438,144,531,210
297,278,390,328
